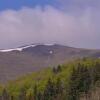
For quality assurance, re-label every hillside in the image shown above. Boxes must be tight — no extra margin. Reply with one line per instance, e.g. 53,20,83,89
0,58,99,100
0,44,100,83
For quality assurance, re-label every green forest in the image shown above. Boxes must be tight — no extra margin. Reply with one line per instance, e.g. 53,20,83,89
0,58,100,100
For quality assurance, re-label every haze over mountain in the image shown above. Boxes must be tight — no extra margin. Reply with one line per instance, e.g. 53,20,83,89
0,0,100,49
0,44,100,83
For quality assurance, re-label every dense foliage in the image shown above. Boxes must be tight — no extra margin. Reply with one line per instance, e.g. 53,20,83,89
0,58,100,100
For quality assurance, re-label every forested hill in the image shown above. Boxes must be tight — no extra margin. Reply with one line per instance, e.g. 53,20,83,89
0,58,100,100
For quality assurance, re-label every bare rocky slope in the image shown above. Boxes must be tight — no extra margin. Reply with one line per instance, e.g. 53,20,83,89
0,44,100,83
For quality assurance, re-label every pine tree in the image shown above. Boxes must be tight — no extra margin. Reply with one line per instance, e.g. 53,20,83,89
37,92,42,100
56,78,62,94
43,78,56,100
52,67,57,74
19,88,26,100
67,67,79,100
34,84,38,100
2,89,9,100
57,65,62,73
78,66,91,93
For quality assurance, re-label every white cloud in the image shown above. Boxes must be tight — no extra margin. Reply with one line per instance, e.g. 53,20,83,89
0,6,100,49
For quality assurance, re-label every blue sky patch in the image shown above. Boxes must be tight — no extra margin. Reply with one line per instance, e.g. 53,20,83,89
0,0,60,10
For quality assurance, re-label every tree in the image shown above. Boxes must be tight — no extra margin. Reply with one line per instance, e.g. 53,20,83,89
10,95,14,100
56,78,62,94
52,65,62,74
78,66,91,93
34,84,38,100
67,67,79,100
67,65,91,100
37,92,43,100
2,89,9,100
19,88,26,100
52,67,57,74
43,78,56,100
57,65,62,73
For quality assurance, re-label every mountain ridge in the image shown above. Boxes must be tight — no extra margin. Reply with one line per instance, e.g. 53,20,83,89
0,44,100,83
0,43,100,52
0,44,62,52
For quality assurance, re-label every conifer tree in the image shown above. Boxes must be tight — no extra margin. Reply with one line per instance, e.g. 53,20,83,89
56,78,62,94
19,88,26,100
37,92,42,100
52,67,57,74
2,89,9,100
57,65,62,73
34,84,38,100
43,78,56,100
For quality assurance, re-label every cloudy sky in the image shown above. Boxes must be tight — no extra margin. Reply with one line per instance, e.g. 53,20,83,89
0,0,100,49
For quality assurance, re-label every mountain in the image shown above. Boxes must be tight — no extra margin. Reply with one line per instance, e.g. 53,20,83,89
0,44,100,83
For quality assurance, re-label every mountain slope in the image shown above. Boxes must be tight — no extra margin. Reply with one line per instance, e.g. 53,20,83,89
0,44,100,83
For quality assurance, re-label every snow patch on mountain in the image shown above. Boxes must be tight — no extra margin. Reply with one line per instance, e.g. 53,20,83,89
0,44,36,52
0,44,55,52
49,51,53,54
44,44,55,46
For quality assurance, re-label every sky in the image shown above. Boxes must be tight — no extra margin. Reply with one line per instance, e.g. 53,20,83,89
0,0,100,49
